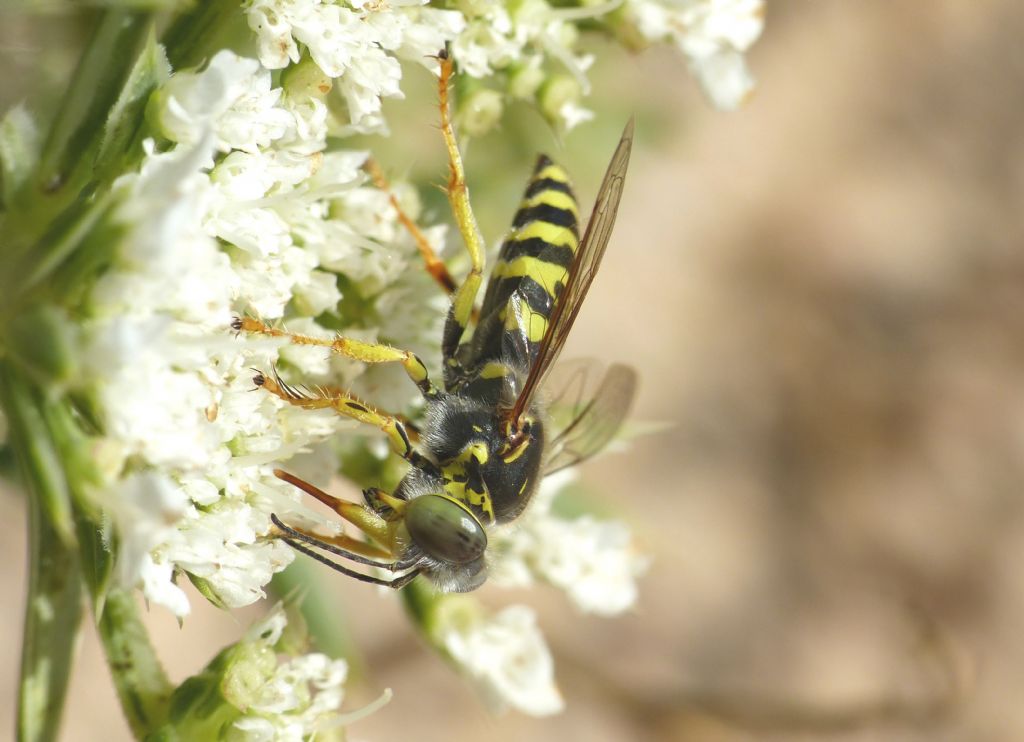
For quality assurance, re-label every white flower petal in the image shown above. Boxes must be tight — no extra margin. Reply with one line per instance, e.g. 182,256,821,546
442,605,564,716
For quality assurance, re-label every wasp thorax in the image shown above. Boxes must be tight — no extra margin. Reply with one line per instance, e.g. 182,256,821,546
405,494,487,565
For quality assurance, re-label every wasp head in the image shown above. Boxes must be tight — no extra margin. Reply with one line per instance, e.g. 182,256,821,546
418,393,545,525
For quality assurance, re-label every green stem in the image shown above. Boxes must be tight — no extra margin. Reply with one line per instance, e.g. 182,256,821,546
98,589,174,740
18,496,83,742
0,363,83,742
0,365,75,545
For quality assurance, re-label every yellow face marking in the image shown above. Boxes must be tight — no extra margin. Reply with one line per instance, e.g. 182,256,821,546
509,221,578,250
442,479,495,523
501,439,529,464
465,441,488,465
522,190,579,219
441,442,496,524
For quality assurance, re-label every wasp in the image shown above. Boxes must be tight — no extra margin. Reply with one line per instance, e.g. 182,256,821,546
235,51,636,592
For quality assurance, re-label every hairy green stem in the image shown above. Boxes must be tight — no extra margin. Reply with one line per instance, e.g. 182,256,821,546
0,363,83,742
98,589,174,739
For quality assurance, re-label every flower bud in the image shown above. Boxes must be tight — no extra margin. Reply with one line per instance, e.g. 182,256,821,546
456,87,504,138
507,58,544,100
282,54,333,100
539,74,592,131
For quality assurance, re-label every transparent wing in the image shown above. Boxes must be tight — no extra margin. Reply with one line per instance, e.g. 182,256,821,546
505,118,635,425
544,361,639,474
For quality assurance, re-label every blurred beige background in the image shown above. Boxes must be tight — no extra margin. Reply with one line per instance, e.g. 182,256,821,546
4,1,1024,740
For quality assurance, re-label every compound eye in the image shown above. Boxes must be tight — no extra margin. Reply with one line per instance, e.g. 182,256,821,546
406,494,487,565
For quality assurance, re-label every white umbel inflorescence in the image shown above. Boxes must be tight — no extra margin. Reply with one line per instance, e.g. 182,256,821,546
246,0,465,133
74,0,764,717
86,38,451,616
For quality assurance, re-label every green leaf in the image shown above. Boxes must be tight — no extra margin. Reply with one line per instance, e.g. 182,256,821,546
0,188,118,318
161,0,251,72
42,396,114,615
33,11,152,208
96,27,171,186
186,573,230,611
76,514,115,620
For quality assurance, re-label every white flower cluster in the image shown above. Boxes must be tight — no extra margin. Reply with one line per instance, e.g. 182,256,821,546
450,0,610,133
86,43,444,617
493,471,650,616
245,0,465,133
229,607,365,740
241,0,765,141
441,604,564,716
626,0,765,110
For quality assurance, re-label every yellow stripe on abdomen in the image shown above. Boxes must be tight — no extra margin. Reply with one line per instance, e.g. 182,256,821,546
492,255,568,296
534,163,572,185
508,220,578,252
520,189,579,220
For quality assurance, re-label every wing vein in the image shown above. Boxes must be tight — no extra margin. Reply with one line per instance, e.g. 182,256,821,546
506,117,635,424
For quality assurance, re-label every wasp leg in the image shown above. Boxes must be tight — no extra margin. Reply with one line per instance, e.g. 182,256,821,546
270,512,422,588
274,380,421,441
269,514,393,565
234,316,436,399
255,371,434,471
436,50,486,364
273,469,401,544
280,534,422,588
365,156,457,295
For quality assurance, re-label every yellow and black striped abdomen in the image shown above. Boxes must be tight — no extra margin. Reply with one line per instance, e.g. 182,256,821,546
471,155,580,368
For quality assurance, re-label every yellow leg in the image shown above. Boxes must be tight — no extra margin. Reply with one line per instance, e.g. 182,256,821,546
271,520,393,560
255,369,432,470
364,156,458,295
271,470,394,557
437,50,486,360
235,316,435,398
